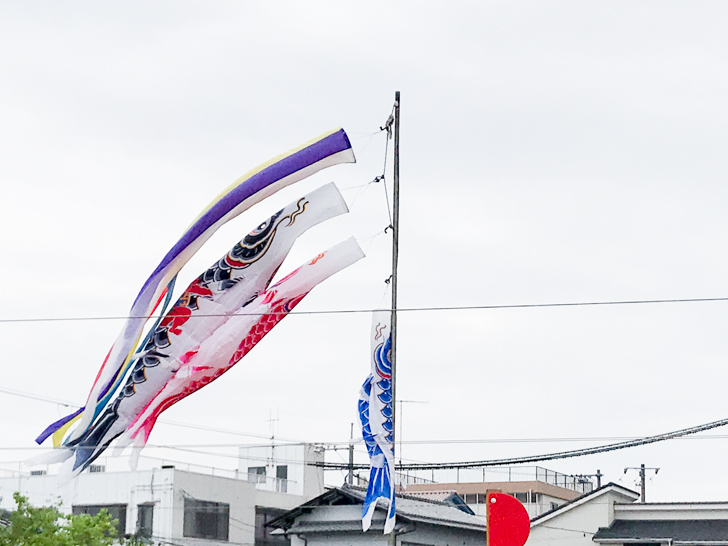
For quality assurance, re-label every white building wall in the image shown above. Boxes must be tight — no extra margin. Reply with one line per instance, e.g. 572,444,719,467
527,490,639,546
533,493,569,518
465,493,566,519
302,444,326,499
0,468,177,537
172,469,257,546
0,467,260,545
238,442,324,500
401,522,486,546
613,502,728,520
256,488,308,511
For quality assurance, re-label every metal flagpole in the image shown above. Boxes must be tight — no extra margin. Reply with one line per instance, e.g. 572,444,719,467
389,90,401,544
390,91,401,478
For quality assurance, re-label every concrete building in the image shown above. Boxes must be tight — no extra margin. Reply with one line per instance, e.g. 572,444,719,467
1,467,253,544
0,444,326,545
528,482,728,546
238,443,326,544
402,466,594,518
239,443,325,500
593,501,728,545
528,482,640,546
267,485,487,546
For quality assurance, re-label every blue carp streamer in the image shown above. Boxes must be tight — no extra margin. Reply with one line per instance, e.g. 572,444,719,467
358,312,395,534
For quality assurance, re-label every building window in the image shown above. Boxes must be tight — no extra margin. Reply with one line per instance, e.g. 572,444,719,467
464,493,477,504
514,492,528,503
276,465,288,493
255,507,290,545
530,492,541,503
136,503,154,539
73,504,126,538
248,466,267,484
477,493,488,504
183,498,229,541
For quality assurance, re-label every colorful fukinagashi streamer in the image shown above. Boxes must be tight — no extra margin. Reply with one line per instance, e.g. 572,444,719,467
38,182,349,450
69,129,355,440
113,237,365,468
41,183,350,475
358,311,396,534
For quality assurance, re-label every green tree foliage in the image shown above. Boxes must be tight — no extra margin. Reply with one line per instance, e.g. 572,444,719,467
0,493,117,546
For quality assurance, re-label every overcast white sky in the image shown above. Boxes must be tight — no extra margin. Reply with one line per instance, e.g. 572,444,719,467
2,1,728,501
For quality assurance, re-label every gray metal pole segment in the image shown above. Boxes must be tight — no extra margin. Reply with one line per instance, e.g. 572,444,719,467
389,91,400,545
391,91,400,466
348,422,354,486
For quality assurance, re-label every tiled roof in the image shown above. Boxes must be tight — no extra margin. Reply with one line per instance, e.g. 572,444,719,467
267,485,486,532
593,519,728,543
339,486,486,530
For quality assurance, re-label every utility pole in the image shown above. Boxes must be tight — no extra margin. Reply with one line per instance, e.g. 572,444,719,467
624,464,659,502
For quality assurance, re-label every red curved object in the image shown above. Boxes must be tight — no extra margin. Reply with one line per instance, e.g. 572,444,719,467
486,492,530,546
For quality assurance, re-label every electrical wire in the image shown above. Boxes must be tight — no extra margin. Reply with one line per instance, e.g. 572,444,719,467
2,296,728,323
314,414,728,471
5,432,728,452
0,386,77,408
7,384,728,451
0,386,304,443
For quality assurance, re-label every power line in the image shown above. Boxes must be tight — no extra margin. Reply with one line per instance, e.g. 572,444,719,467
6,386,728,450
0,386,303,443
314,415,728,470
5,433,728,452
0,387,77,408
1,296,728,323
